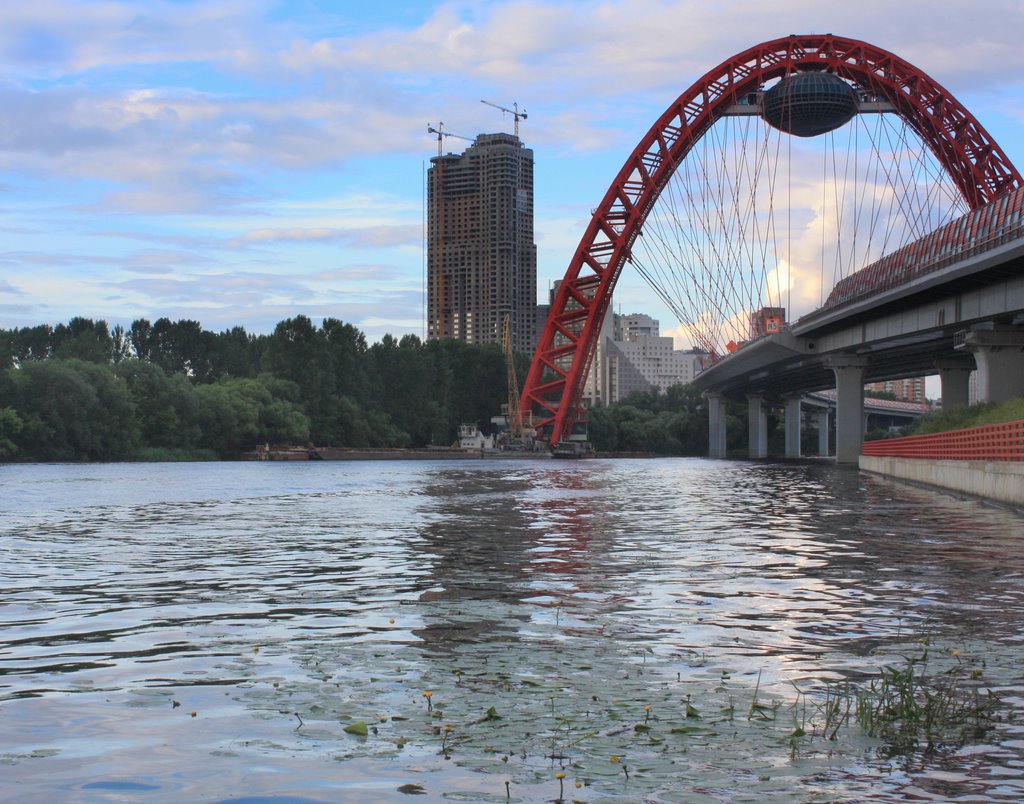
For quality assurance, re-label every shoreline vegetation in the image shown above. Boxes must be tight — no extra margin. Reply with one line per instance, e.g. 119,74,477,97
881,396,1024,437
0,315,524,463
0,315,720,463
3,315,1019,463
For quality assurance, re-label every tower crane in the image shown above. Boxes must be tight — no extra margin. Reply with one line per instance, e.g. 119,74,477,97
480,100,528,138
426,122,472,157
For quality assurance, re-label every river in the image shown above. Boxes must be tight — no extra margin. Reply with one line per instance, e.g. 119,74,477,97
1,458,1023,802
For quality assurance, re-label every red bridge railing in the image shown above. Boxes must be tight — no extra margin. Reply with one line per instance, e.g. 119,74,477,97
861,420,1024,461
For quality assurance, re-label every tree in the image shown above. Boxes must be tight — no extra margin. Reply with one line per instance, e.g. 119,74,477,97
194,376,310,457
588,384,714,455
208,326,260,379
9,324,54,363
0,407,22,459
52,317,113,363
149,318,214,380
261,316,335,440
8,359,139,460
111,324,132,363
114,360,201,450
129,319,154,362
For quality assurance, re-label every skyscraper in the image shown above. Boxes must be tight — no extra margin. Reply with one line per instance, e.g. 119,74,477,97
426,133,537,354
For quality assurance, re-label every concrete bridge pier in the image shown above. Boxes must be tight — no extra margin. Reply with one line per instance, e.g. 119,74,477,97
784,396,802,458
747,394,767,459
961,326,1024,402
827,355,868,464
816,409,831,457
935,357,975,411
707,392,728,458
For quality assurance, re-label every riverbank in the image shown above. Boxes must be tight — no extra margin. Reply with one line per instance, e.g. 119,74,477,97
245,445,554,460
244,445,657,460
860,455,1024,509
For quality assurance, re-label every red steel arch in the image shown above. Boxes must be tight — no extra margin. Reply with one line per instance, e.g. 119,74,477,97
522,33,1022,447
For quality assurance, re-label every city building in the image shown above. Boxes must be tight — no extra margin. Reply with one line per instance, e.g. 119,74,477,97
426,133,537,354
586,312,710,404
865,377,927,403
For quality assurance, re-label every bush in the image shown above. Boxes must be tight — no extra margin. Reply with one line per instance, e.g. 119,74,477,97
910,397,1024,436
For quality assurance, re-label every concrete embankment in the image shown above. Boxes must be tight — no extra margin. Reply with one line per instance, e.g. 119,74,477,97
860,455,1024,509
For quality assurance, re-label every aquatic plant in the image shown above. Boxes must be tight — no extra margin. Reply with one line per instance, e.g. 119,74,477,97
853,649,996,756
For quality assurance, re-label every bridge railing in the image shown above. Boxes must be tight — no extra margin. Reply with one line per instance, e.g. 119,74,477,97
823,186,1024,311
861,420,1024,461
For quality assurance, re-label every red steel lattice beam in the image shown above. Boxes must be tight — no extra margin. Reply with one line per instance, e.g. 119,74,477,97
522,34,1022,447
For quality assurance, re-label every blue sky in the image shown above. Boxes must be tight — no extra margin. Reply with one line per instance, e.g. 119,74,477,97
2,0,1023,344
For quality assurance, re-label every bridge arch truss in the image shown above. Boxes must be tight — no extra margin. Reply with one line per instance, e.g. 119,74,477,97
522,33,1022,446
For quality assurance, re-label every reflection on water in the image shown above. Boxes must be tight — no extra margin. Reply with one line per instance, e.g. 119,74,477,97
1,458,1023,802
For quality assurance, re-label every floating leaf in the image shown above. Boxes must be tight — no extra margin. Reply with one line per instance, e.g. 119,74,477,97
344,721,369,736
485,706,500,720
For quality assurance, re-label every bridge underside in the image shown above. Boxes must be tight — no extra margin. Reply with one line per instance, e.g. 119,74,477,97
694,233,1024,462
694,237,1024,401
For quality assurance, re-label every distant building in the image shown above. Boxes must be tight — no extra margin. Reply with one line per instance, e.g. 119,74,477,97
426,133,537,353
749,307,786,338
600,313,710,403
865,377,926,403
617,313,660,341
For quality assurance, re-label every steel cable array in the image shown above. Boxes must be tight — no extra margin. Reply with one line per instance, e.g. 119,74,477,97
627,107,969,357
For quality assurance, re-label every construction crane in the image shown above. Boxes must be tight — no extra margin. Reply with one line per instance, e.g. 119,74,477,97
480,100,528,138
501,314,531,448
426,122,472,157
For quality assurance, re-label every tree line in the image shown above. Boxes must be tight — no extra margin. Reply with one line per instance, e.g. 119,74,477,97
0,316,523,461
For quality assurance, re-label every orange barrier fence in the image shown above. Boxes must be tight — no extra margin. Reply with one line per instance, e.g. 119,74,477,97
861,420,1024,461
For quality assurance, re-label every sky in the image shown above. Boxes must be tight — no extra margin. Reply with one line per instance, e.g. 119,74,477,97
2,0,1023,347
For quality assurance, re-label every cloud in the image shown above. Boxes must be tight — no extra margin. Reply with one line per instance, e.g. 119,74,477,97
231,224,421,248
1,0,1022,341
0,1,278,77
2,2,1021,217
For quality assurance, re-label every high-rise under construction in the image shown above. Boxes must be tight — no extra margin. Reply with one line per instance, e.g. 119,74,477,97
426,133,537,354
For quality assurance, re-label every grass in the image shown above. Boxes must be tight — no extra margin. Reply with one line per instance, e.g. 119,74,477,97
852,648,996,756
131,446,218,462
787,644,997,758
908,396,1024,436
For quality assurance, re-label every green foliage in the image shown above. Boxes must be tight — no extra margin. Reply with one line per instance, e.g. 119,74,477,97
0,406,23,459
0,315,531,460
588,384,722,455
908,396,1024,436
115,360,201,450
7,359,139,460
52,317,113,363
132,446,217,462
853,650,995,756
195,376,310,457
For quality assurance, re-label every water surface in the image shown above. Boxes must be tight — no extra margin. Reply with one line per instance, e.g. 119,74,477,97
2,458,1023,802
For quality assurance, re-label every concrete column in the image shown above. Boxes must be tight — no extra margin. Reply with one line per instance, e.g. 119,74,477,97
706,392,727,459
816,409,830,457
827,355,868,464
747,393,767,459
935,357,974,411
784,396,802,459
960,327,1024,403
